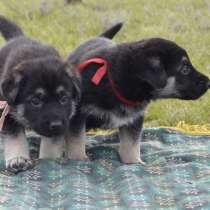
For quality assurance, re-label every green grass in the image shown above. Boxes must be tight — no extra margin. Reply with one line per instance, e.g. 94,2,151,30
0,0,209,127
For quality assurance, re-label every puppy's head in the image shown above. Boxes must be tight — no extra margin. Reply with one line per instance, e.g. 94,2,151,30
131,38,209,100
0,57,80,137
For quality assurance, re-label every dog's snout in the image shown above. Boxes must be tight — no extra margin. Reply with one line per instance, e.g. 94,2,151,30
197,80,205,86
49,120,63,131
208,80,210,88
49,120,63,130
196,76,209,88
40,118,66,137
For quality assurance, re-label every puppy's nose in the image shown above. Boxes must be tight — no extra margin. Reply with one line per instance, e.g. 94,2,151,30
208,80,210,88
49,120,63,131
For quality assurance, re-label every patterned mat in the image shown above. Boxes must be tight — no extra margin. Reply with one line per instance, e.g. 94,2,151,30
0,128,210,210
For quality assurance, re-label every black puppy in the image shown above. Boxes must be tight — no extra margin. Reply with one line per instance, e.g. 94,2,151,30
0,16,80,172
66,24,210,163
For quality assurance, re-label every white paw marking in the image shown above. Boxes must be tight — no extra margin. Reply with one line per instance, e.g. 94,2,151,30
39,136,65,159
3,132,31,172
119,130,145,165
67,126,88,161
6,157,33,173
67,138,88,161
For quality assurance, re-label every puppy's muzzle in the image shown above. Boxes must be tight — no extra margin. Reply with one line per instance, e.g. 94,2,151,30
197,76,210,90
208,80,210,89
48,120,65,136
49,120,63,131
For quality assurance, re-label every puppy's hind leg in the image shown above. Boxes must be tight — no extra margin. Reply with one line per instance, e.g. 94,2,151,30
119,117,145,165
39,136,65,159
66,114,88,161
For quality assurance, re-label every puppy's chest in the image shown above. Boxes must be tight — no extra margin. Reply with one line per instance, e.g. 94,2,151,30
83,105,145,128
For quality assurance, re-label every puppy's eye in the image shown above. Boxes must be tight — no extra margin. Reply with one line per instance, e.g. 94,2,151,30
181,65,190,75
30,97,43,108
59,95,69,105
182,59,189,65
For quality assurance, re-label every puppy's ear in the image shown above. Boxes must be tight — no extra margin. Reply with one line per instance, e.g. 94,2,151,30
0,63,26,104
139,57,167,89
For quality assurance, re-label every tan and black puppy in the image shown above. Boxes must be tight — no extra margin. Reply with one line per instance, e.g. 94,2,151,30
66,24,210,164
0,16,80,173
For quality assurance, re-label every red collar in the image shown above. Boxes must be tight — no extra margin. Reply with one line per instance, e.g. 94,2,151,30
77,57,141,107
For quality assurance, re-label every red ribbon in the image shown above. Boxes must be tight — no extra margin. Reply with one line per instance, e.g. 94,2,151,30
78,58,108,85
77,58,141,107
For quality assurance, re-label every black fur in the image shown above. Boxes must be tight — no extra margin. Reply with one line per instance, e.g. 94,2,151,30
68,38,210,128
67,25,210,163
0,16,80,172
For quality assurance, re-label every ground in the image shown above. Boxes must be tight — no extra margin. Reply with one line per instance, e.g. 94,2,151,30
0,0,209,127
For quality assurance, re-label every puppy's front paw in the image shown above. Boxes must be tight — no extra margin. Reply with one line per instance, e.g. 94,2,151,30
6,157,34,173
67,137,89,161
121,157,146,165
68,152,89,161
120,157,146,165
119,150,145,165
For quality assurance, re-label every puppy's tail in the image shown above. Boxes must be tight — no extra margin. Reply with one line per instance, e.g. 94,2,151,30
100,22,123,39
0,15,24,41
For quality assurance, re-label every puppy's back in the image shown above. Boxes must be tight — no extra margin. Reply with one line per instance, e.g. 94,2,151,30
67,37,114,66
67,22,123,67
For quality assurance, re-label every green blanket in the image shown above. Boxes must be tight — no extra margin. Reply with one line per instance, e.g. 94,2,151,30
0,128,210,210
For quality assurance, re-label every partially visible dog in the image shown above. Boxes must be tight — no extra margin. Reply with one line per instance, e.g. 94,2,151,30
66,23,210,163
0,16,80,173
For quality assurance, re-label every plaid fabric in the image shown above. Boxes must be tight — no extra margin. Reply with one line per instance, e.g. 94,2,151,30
0,128,210,210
